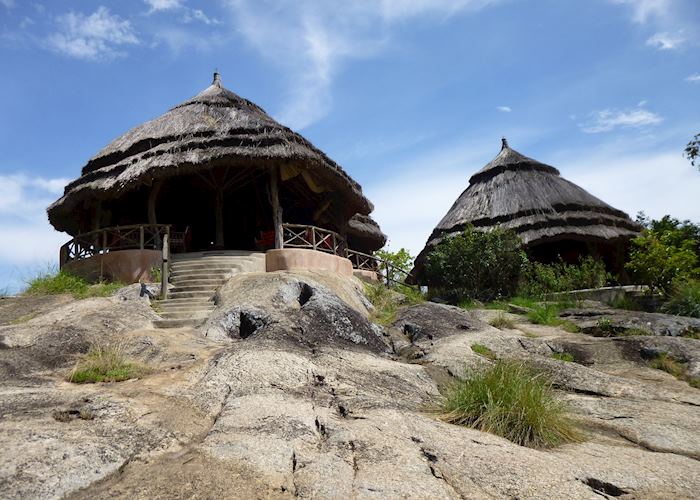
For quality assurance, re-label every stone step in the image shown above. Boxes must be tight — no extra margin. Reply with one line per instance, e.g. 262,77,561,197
172,251,265,259
170,262,244,272
168,284,220,293
167,290,216,299
153,318,206,329
156,300,216,309
169,271,232,280
170,278,227,287
156,296,214,305
159,311,212,320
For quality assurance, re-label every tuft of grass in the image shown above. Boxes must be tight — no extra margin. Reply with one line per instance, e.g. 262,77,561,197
68,344,145,384
489,313,516,330
441,361,581,448
364,283,404,326
526,303,562,326
551,352,575,362
662,280,700,318
25,270,123,299
471,343,497,360
649,352,685,378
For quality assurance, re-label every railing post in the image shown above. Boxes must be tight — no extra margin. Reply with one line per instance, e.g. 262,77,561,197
139,226,145,250
161,233,170,300
312,227,317,251
102,230,107,253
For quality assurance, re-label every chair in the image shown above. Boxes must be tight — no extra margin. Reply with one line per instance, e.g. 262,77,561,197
170,226,190,253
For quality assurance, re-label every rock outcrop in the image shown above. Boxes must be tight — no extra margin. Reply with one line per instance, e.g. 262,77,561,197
0,274,699,499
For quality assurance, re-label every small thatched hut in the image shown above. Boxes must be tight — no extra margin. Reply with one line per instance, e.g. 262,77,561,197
411,139,641,283
48,73,383,282
345,214,387,255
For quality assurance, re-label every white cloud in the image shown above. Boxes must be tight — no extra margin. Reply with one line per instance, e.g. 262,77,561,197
496,106,511,113
182,9,219,25
685,73,700,83
0,174,70,293
0,0,15,9
226,0,503,129
646,31,684,50
47,6,139,61
580,106,663,133
144,0,183,12
609,0,671,24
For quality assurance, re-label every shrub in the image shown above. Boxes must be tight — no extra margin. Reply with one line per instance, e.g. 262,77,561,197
662,280,700,318
519,257,610,298
25,270,123,299
471,343,497,360
441,361,581,448
376,248,414,286
626,215,700,296
68,344,144,384
425,226,527,303
489,313,516,330
551,352,575,362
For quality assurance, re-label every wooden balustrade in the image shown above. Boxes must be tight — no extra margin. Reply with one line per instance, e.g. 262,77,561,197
59,224,171,267
281,223,346,256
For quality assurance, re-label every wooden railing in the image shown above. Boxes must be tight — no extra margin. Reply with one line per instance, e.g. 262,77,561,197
281,223,346,256
60,224,171,267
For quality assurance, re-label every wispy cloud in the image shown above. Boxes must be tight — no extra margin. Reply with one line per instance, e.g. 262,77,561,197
182,8,219,25
580,105,663,133
609,0,672,24
144,0,183,12
225,0,503,129
685,73,700,83
496,106,511,113
646,31,685,50
47,6,139,61
0,173,70,293
0,0,15,9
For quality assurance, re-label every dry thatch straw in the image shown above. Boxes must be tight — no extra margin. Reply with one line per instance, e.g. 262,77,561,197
411,139,641,282
47,72,373,234
345,214,387,253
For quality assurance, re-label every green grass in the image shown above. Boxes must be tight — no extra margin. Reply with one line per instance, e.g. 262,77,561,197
489,313,516,330
662,280,700,318
471,343,497,360
551,352,575,362
364,283,398,325
24,270,123,299
524,303,580,332
649,352,685,378
68,345,145,384
441,361,581,448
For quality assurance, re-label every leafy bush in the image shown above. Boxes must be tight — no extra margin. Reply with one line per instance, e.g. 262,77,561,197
69,344,144,384
441,361,581,448
376,248,414,285
425,226,527,302
518,257,610,298
25,269,123,299
471,343,497,360
626,215,700,295
662,280,700,318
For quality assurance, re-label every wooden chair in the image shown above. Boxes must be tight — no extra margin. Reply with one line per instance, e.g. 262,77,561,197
170,226,190,253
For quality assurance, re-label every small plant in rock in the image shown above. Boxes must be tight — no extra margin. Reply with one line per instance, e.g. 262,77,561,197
150,266,162,283
551,352,575,362
441,361,581,448
489,313,516,330
526,303,562,326
68,344,145,384
471,343,497,360
649,352,685,378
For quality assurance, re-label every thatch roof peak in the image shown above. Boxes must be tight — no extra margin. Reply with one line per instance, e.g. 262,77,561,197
469,140,560,184
47,75,373,234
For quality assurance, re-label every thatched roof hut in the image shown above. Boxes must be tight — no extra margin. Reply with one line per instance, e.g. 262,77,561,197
345,214,387,254
47,73,377,253
411,139,641,282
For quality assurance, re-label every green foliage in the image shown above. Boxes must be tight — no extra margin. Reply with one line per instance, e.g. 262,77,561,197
662,280,700,318
471,343,497,360
518,257,610,298
376,248,414,285
425,226,527,302
364,283,398,325
441,361,581,448
150,266,162,283
649,352,685,379
489,313,516,330
69,345,144,384
685,132,699,168
626,215,700,296
551,352,575,362
526,303,562,326
24,270,123,299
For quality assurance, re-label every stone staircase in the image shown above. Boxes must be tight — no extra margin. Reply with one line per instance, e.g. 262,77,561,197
153,251,266,329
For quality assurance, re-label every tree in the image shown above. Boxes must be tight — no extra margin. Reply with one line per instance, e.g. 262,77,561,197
375,248,414,286
685,133,700,169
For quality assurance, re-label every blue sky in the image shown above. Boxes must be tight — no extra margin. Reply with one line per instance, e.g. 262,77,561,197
1,0,699,292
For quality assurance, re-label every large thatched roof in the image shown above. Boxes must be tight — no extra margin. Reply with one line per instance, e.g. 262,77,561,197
47,73,373,234
345,214,387,253
413,139,641,275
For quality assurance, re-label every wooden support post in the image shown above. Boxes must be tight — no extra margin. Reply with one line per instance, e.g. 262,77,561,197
270,166,283,249
148,180,162,248
161,232,170,300
139,226,145,250
215,187,225,249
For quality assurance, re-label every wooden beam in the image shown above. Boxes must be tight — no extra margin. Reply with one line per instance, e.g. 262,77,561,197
270,166,283,249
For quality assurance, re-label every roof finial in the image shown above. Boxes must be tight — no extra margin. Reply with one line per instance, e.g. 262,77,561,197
501,136,509,150
213,69,221,87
